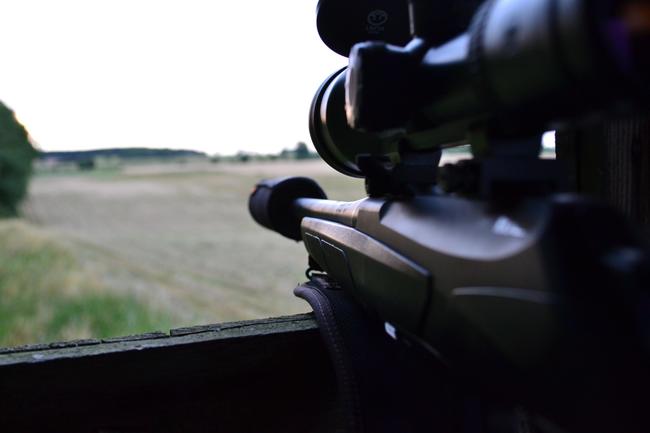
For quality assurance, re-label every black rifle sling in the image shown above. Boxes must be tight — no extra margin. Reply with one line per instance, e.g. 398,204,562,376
295,276,456,433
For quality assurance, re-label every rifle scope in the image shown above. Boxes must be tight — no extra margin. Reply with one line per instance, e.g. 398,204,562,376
310,0,650,177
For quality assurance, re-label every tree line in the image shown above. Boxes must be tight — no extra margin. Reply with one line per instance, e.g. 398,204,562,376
223,142,318,163
40,142,318,166
0,107,318,217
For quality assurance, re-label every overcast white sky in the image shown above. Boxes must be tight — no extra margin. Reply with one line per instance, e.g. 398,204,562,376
0,0,346,155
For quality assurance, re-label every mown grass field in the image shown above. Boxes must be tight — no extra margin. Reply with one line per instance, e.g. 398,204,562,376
4,154,476,347
2,160,366,346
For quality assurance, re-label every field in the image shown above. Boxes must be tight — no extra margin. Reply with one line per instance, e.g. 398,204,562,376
0,160,364,346
3,154,474,347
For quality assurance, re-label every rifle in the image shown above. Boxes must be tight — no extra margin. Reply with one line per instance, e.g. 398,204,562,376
249,0,650,431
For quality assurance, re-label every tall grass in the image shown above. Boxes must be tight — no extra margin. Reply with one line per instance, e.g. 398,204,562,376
0,219,172,347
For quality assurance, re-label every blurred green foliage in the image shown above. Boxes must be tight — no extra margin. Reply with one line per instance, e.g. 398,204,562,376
0,102,37,217
294,142,310,160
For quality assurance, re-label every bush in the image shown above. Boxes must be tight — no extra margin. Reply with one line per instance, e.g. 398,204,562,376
235,151,251,163
77,159,96,171
0,102,37,217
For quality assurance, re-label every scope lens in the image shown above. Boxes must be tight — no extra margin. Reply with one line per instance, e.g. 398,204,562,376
309,68,401,178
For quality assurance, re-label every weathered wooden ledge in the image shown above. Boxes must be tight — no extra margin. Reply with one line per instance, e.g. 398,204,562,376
0,313,342,433
0,314,318,364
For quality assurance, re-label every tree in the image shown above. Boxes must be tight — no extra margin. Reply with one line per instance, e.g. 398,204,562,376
0,102,37,217
235,151,251,163
294,142,310,160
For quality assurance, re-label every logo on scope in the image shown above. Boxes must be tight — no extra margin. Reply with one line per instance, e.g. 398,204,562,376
366,10,388,35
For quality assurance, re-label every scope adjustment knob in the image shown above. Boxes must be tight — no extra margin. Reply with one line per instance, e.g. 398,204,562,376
346,41,419,132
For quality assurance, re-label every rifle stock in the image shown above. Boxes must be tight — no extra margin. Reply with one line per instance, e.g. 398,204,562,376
249,0,650,430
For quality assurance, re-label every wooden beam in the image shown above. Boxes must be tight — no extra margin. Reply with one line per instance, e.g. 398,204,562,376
0,314,342,433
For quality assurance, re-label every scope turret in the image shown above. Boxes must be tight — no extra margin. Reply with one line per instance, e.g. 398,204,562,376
348,0,650,135
311,0,650,178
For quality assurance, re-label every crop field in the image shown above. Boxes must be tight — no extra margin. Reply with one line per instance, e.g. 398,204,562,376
2,154,472,346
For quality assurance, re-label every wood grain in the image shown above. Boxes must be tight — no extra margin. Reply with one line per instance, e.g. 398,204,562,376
0,314,342,433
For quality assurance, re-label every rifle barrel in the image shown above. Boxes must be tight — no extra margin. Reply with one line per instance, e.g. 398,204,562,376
293,198,361,228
